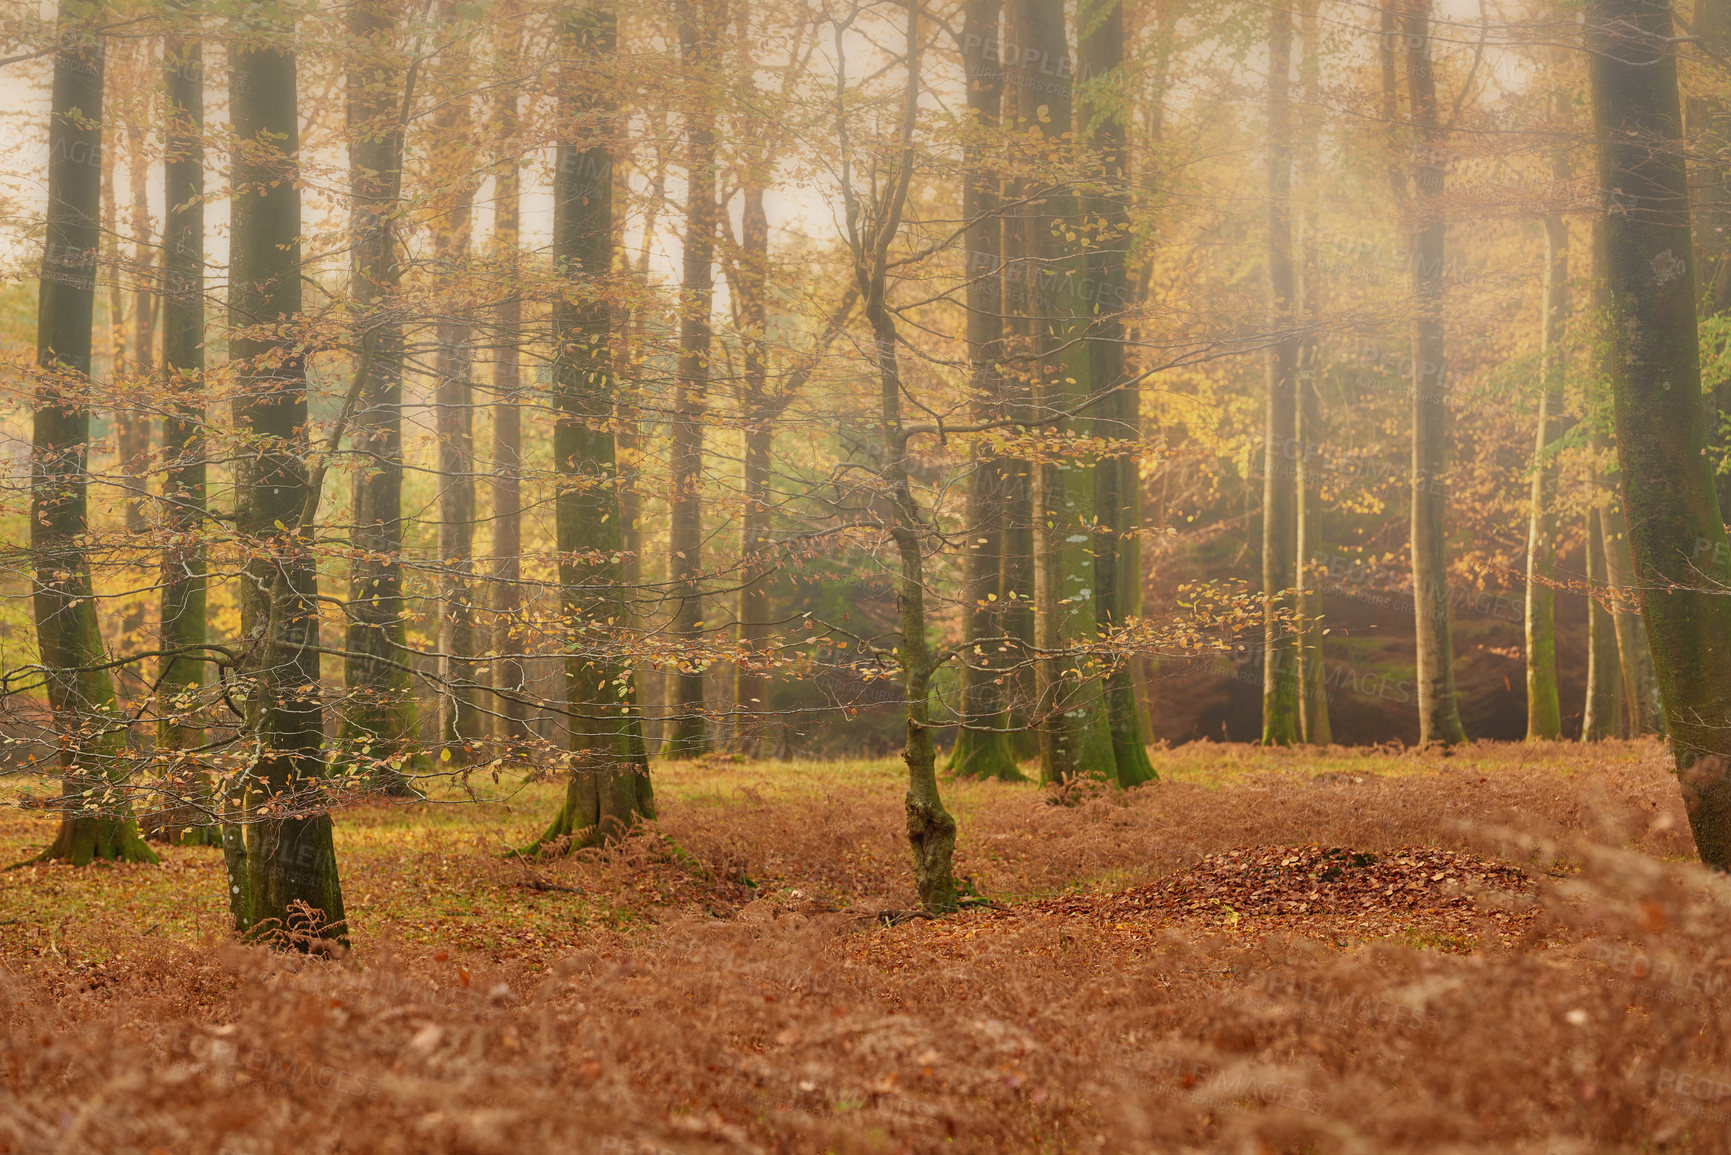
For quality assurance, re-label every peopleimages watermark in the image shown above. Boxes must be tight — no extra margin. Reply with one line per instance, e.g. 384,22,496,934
1590,942,1731,1004
1306,549,1524,625
1102,1051,1326,1115
1249,432,1446,497
1243,969,1431,1033
1657,1066,1731,1125
151,1024,382,1100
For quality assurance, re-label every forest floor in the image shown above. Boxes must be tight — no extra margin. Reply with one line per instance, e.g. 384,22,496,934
2,740,1729,1153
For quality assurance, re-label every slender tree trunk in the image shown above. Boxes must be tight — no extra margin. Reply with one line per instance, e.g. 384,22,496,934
947,0,1024,782
342,0,418,791
1294,0,1331,744
523,4,653,854
733,182,775,757
1401,0,1467,746
29,0,158,866
1524,206,1568,740
491,21,529,754
155,19,219,845
667,0,716,758
224,10,347,944
1081,0,1155,785
1691,0,1731,514
1586,0,1731,866
432,10,482,764
1261,0,1300,746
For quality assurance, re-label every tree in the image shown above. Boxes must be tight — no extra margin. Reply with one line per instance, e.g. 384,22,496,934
431,2,484,764
946,0,1024,782
1398,0,1467,746
1523,145,1568,741
491,8,530,753
154,8,220,845
223,5,347,944
666,0,720,758
1586,0,1731,865
342,0,419,790
835,0,957,911
28,0,158,866
521,3,654,854
1260,0,1300,746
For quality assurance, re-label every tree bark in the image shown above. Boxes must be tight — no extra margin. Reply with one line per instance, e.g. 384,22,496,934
522,4,653,855
491,15,529,753
667,0,717,758
947,0,1024,782
341,0,419,792
29,0,158,866
118,50,153,684
154,18,219,845
1401,0,1467,746
224,10,346,944
432,7,482,764
1583,499,1622,739
1261,0,1300,746
1081,0,1155,784
732,180,775,757
1294,0,1331,745
1524,207,1568,740
1587,0,1731,866
1690,0,1731,514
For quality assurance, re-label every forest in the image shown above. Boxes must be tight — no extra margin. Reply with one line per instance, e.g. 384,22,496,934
3,0,1731,1147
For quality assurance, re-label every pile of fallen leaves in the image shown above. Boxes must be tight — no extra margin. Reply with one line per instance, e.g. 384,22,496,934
1028,844,1531,920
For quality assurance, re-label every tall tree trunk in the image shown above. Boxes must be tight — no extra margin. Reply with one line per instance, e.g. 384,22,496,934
733,181,775,757
523,4,654,854
1401,0,1467,746
432,10,482,764
997,0,1037,761
1691,0,1731,514
224,9,347,944
667,0,716,758
1261,0,1300,746
947,0,1024,781
29,0,158,866
155,18,219,845
491,18,529,753
1082,0,1155,784
1294,0,1331,744
342,0,418,791
1016,0,1113,785
1524,203,1568,740
1586,0,1731,866
118,57,154,684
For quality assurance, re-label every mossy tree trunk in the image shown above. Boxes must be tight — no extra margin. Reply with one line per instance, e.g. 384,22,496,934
946,0,1024,783
1260,0,1301,747
1524,207,1568,740
224,10,346,945
1587,0,1731,866
30,0,157,866
732,179,776,757
522,4,653,855
1081,0,1155,785
154,18,220,846
341,0,419,791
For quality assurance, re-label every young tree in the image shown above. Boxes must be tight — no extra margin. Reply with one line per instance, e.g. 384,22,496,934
29,0,158,866
1586,0,1731,865
342,0,419,788
223,5,347,943
522,3,654,853
836,0,957,910
1260,0,1300,746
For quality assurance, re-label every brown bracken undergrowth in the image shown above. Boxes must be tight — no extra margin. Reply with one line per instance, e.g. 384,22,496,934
3,740,1730,1153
